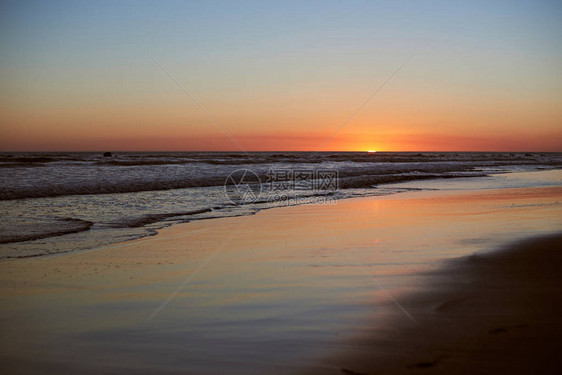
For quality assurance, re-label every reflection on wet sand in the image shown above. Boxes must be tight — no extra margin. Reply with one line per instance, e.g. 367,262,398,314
1,180,561,374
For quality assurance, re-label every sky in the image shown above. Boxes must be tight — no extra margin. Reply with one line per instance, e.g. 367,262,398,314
1,0,561,152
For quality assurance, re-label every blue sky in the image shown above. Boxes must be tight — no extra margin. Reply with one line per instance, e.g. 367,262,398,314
1,0,561,151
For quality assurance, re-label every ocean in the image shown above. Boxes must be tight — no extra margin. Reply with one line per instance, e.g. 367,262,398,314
1,151,561,258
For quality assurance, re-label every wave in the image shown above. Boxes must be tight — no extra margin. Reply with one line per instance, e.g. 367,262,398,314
0,156,58,163
0,152,560,201
338,172,487,189
109,209,213,228
0,151,559,167
0,217,93,244
0,177,226,200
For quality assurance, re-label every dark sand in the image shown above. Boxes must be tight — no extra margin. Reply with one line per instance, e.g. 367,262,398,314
323,234,562,375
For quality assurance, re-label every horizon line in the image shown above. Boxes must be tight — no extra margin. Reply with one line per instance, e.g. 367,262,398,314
1,150,560,153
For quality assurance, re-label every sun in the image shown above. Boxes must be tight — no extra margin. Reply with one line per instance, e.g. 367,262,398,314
367,150,377,153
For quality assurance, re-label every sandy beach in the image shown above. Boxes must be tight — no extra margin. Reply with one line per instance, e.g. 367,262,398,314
1,176,561,374
3,1,561,373
324,233,562,375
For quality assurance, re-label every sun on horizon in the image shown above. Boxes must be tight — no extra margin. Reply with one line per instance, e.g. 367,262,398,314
1,1,561,153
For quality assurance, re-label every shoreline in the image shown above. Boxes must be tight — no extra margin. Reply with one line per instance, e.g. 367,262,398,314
3,168,561,261
1,182,561,374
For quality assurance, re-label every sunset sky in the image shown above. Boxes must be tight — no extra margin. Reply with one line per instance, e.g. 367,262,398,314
1,0,561,152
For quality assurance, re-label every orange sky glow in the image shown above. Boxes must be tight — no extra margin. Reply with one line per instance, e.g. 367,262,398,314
1,1,561,152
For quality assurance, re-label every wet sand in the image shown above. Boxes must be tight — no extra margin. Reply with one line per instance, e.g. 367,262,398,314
1,182,561,374
323,233,562,375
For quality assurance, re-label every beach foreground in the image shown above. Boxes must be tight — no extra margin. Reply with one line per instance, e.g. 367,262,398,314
323,233,562,375
1,180,561,374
